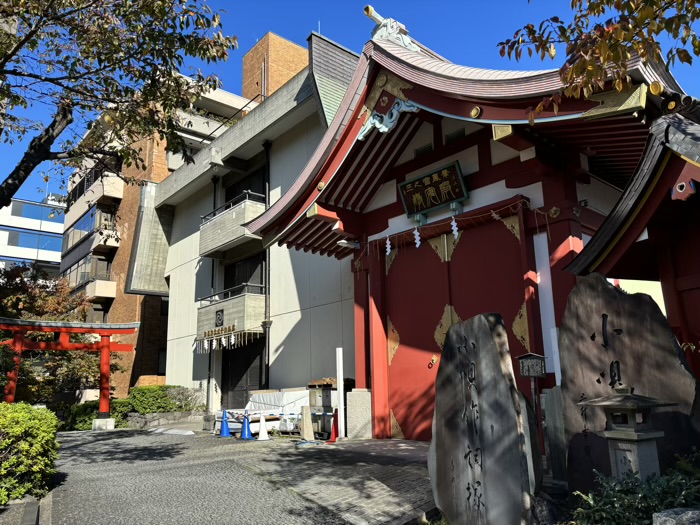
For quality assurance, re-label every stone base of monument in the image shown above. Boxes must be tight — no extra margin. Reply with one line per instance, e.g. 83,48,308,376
652,508,700,525
347,389,372,439
604,431,664,480
92,418,115,431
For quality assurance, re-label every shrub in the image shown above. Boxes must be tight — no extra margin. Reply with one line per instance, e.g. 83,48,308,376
166,386,204,411
63,399,132,430
574,468,700,525
127,385,177,414
63,400,99,431
110,398,133,426
0,402,59,505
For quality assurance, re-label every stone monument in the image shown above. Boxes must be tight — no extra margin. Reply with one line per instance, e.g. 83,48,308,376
428,313,538,525
559,273,700,491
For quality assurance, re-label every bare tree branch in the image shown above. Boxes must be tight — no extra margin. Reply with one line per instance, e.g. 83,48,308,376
0,101,73,208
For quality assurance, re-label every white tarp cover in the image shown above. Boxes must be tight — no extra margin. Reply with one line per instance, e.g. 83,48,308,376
215,389,309,433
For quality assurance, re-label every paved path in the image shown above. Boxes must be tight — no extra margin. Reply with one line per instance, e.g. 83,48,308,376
240,440,434,525
42,430,434,525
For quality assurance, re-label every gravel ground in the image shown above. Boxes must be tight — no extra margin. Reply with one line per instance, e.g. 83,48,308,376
47,431,349,525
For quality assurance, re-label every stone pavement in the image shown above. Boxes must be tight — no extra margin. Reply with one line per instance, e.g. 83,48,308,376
239,440,434,525
37,429,434,525
0,496,38,525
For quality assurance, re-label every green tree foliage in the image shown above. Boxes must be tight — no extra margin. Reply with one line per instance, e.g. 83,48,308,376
0,0,237,207
0,402,59,505
0,264,120,403
499,1,700,111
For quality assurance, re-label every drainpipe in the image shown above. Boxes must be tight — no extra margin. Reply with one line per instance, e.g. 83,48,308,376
206,175,220,413
261,141,272,388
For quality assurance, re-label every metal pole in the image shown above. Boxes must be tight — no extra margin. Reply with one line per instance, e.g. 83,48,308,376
336,347,346,440
262,141,272,388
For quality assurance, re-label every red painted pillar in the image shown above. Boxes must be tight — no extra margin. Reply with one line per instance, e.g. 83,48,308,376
368,250,390,438
353,257,370,389
99,335,111,418
3,332,24,403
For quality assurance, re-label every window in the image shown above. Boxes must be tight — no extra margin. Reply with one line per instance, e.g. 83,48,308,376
10,201,64,223
224,167,265,203
158,349,167,376
62,206,117,253
60,254,111,288
0,227,62,252
223,253,264,293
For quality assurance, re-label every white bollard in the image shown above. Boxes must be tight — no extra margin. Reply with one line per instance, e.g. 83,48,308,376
336,347,346,440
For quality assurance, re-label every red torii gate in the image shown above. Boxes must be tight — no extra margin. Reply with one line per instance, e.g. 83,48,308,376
1,317,139,418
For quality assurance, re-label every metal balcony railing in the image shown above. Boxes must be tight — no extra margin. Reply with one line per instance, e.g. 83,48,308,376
201,191,266,224
198,282,266,306
74,271,113,290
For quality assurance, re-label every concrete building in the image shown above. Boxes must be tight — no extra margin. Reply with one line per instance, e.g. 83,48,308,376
60,88,254,397
155,33,358,410
0,195,64,276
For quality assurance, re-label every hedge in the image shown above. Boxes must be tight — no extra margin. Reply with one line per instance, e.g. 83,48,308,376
0,402,59,505
63,399,132,431
128,385,178,414
61,386,204,430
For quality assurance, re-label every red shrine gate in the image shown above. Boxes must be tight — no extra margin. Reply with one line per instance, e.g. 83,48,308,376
1,317,139,418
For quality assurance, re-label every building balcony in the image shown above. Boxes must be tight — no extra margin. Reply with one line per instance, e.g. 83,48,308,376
199,191,265,258
62,227,119,256
65,171,124,227
84,277,117,301
68,268,116,301
197,283,266,339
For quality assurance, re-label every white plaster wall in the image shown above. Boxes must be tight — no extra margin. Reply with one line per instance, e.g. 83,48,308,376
395,122,433,165
269,295,355,389
269,114,325,204
364,180,397,212
165,184,214,392
490,139,520,165
576,177,623,215
266,113,354,389
441,118,483,141
268,239,355,389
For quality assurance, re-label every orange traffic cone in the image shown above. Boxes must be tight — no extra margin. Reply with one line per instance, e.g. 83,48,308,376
326,409,338,444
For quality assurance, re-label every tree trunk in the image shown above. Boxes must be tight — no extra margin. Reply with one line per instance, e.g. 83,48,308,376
0,102,73,208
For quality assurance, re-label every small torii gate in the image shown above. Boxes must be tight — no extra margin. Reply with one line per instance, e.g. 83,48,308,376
1,317,139,418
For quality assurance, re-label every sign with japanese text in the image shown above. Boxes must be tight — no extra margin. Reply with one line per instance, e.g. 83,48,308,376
517,353,547,378
398,162,468,217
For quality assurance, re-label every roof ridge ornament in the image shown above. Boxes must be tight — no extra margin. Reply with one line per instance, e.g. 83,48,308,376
358,98,419,141
364,5,420,53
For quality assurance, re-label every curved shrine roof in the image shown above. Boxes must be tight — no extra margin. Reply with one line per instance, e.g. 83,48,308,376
248,12,688,256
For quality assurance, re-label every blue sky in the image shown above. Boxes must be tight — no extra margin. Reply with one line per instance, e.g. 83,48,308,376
3,0,697,202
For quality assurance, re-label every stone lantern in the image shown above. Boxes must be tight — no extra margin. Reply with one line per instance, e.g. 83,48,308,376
578,385,677,480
